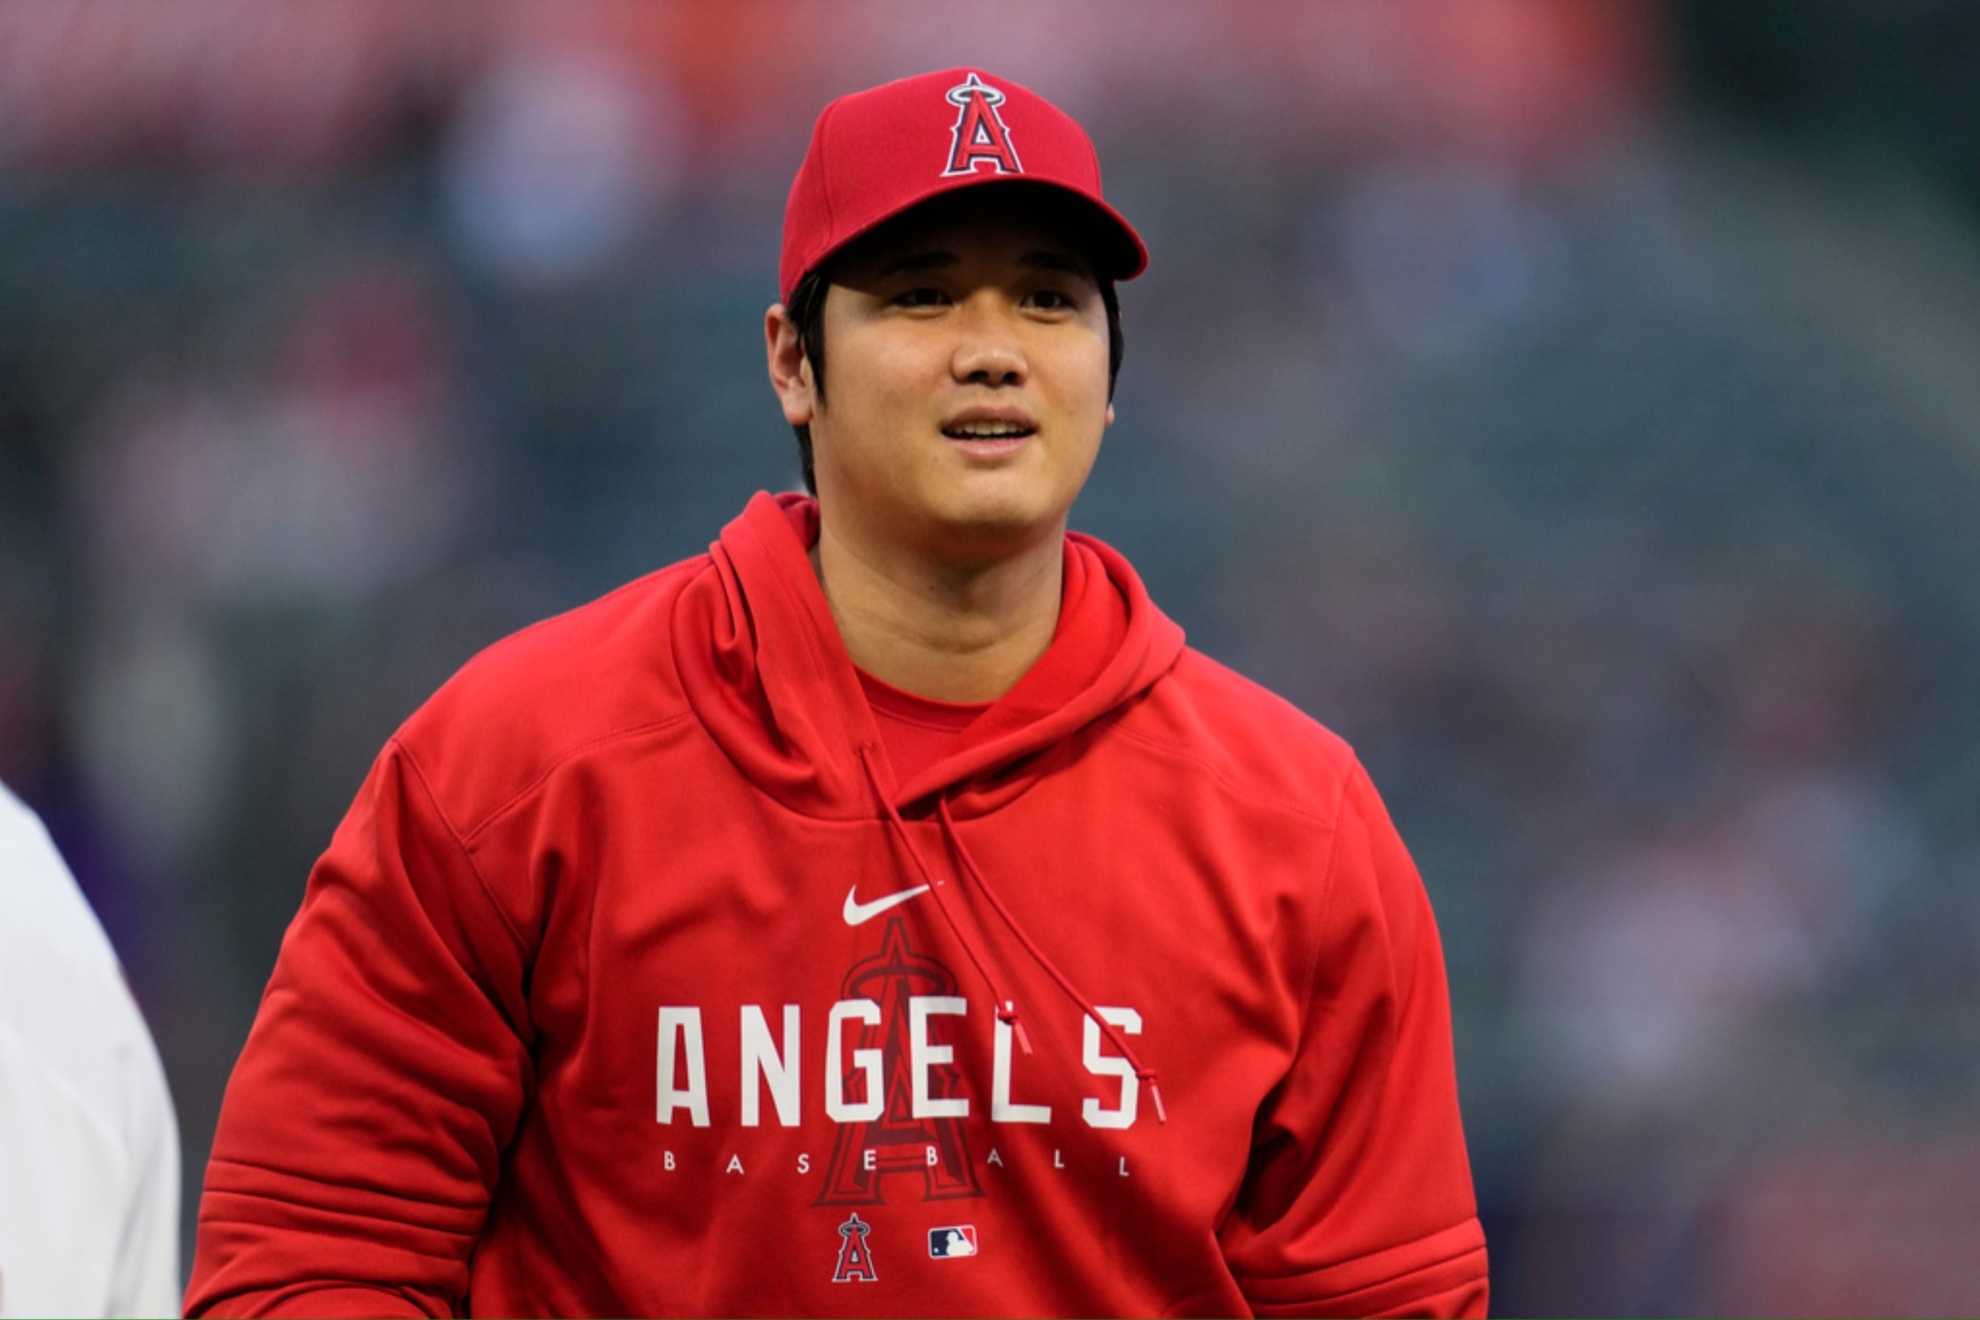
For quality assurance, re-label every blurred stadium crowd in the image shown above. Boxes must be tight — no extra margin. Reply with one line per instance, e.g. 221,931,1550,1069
3,3,1979,1314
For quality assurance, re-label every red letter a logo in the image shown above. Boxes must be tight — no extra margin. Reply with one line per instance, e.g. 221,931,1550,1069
942,73,1023,177
833,1212,878,1283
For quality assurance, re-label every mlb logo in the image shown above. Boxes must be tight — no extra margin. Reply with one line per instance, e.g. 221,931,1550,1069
928,1225,979,1259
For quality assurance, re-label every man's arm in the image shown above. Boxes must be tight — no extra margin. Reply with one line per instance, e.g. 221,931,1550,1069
186,739,534,1317
1220,763,1488,1318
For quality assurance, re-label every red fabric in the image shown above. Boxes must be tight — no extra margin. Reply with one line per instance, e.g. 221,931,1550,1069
186,491,1486,1317
858,669,988,790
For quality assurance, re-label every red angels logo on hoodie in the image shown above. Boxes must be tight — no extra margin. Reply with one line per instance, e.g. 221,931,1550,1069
814,919,982,1206
942,73,1023,177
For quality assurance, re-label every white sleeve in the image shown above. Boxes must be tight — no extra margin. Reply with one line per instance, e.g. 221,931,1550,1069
0,785,182,1318
105,1007,183,1318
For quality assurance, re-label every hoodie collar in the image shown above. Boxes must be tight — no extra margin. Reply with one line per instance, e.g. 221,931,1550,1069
674,491,1185,820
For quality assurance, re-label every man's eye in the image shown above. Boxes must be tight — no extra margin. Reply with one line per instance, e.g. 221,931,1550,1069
894,288,949,308
1028,288,1076,310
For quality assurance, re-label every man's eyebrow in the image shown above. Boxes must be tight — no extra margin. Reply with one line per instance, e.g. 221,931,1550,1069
873,250,958,280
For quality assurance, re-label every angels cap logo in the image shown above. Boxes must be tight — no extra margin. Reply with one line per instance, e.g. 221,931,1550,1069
832,1211,879,1283
942,73,1023,178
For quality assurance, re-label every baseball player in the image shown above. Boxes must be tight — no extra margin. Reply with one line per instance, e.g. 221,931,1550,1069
0,782,181,1318
187,68,1486,1316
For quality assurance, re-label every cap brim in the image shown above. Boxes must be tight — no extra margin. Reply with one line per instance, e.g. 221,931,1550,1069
794,177,1147,297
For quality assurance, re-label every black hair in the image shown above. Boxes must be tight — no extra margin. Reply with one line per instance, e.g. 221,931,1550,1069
784,265,1125,495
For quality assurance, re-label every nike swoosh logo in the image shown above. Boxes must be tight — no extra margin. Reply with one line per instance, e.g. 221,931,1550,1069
843,883,931,926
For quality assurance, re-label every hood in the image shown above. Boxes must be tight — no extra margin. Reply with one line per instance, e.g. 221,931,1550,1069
674,491,1185,820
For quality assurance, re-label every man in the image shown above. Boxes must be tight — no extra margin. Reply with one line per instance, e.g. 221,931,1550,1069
0,782,181,1317
187,68,1487,1316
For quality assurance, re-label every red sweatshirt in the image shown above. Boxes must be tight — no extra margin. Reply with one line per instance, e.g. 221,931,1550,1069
187,493,1487,1317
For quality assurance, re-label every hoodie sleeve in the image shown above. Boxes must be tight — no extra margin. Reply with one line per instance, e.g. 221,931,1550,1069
1220,762,1488,1318
185,738,535,1317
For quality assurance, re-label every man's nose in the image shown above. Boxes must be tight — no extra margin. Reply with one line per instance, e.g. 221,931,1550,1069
950,296,1027,386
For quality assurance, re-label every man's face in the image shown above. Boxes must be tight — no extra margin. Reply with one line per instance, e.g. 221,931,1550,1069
772,191,1115,565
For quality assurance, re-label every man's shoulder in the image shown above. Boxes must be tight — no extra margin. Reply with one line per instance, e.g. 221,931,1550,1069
1111,646,1361,822
389,555,712,830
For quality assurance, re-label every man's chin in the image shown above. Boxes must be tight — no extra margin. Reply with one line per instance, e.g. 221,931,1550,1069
917,501,1069,567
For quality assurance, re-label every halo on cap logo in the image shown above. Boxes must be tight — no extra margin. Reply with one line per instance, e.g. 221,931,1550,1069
942,73,1023,178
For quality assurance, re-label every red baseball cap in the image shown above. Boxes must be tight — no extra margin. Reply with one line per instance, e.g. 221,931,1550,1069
779,67,1149,303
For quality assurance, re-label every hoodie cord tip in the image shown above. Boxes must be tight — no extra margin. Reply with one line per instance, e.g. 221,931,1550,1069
1143,1074,1168,1124
999,1002,1034,1055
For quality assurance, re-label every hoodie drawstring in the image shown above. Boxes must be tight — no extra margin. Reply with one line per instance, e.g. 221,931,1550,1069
936,796,1167,1125
853,745,1165,1125
859,747,1033,1055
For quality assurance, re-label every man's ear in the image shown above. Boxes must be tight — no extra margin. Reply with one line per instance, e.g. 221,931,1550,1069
765,304,815,427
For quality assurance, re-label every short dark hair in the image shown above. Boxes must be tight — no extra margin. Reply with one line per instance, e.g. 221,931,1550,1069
785,267,1125,495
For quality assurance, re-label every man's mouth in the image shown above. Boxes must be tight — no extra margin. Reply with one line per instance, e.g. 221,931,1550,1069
942,421,1036,441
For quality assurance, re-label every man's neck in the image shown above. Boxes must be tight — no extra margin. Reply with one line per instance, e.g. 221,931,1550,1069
811,516,1064,704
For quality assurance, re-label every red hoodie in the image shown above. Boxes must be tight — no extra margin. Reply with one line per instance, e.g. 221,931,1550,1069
187,493,1487,1317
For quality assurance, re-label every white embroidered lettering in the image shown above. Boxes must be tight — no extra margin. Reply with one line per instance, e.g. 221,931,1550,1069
656,1007,711,1127
991,1013,1050,1123
909,995,969,1118
1081,1006,1142,1130
726,1154,744,1175
740,1004,802,1127
826,999,884,1122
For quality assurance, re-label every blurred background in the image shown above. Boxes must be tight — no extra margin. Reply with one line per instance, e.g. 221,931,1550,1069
2,1,1978,1313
